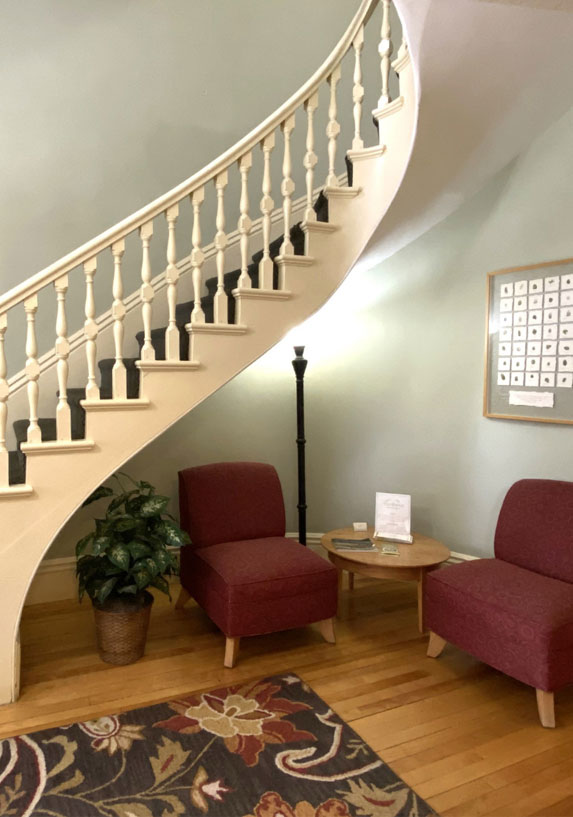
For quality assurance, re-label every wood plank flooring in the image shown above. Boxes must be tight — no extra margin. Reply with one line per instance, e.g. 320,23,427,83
3,576,573,816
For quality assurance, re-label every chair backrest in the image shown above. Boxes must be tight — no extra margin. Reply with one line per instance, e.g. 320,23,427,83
494,478,573,583
178,461,286,549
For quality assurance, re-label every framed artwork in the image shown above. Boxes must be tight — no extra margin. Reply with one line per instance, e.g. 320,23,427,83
484,257,573,424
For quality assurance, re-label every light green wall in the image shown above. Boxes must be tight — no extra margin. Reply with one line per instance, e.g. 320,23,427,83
47,83,573,561
0,0,366,289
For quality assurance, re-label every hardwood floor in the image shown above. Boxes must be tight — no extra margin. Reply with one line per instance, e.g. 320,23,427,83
3,576,573,816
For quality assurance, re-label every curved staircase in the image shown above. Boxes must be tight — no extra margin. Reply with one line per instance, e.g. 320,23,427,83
0,0,417,704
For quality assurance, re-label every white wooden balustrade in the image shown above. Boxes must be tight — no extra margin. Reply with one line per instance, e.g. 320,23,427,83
0,0,398,451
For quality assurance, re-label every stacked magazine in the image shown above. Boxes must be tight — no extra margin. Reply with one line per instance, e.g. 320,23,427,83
331,537,376,553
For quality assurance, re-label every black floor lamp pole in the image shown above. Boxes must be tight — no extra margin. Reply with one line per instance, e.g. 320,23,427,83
292,346,307,546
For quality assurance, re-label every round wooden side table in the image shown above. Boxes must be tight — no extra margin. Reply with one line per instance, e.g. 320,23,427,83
321,526,450,632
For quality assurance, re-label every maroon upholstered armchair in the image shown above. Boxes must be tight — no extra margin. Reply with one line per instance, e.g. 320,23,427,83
176,462,338,667
424,479,573,728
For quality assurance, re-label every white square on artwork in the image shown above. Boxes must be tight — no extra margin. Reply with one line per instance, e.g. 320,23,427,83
514,296,527,312
544,309,558,324
500,328,513,342
528,325,541,340
498,357,510,371
500,313,513,327
498,343,511,357
498,372,510,386
529,278,543,294
515,280,528,296
527,341,541,356
512,342,526,356
526,357,540,371
501,282,514,297
541,357,557,372
511,372,524,386
529,294,543,310
559,356,573,371
541,373,555,388
561,306,573,323
559,341,573,355
561,291,573,306
544,292,559,308
559,323,573,339
528,310,542,324
514,326,527,341
545,276,559,291
543,324,558,340
525,372,540,387
543,341,557,355
514,312,527,326
512,357,525,371
557,373,573,388
561,273,573,290
499,298,513,313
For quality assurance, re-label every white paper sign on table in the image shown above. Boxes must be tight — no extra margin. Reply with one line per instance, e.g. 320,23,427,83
374,492,413,543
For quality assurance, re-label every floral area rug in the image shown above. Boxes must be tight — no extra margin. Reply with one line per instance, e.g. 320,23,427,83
0,673,435,817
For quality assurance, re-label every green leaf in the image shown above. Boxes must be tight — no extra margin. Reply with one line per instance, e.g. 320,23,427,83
92,535,112,556
108,544,131,571
107,490,137,514
82,485,114,507
75,533,94,557
140,496,170,517
112,516,138,532
151,575,170,596
118,584,138,595
133,569,150,590
128,541,151,560
157,520,190,547
96,577,118,604
152,549,171,572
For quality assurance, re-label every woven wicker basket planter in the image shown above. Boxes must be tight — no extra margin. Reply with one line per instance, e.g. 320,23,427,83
93,591,154,665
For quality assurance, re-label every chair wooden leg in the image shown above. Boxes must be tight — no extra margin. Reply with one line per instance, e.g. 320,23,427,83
427,631,447,658
348,571,355,591
319,617,336,644
536,689,555,728
224,636,240,668
175,586,191,610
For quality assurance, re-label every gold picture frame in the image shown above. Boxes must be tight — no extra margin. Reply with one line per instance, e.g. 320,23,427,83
484,257,573,424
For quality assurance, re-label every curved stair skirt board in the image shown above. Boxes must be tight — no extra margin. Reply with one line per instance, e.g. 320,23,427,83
0,50,416,706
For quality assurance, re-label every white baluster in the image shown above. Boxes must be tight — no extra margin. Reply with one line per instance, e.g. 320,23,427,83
164,204,180,360
237,152,253,289
54,274,71,440
303,93,319,223
214,171,228,323
139,220,155,361
190,187,206,324
259,133,275,289
378,0,393,107
280,114,296,256
352,27,365,150
326,67,342,187
24,295,41,443
0,314,9,486
84,258,99,400
111,239,127,399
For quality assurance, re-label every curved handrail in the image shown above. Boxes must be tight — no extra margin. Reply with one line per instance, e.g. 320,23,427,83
0,0,378,315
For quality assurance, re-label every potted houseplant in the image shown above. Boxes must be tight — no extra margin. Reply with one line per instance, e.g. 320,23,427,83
76,473,190,665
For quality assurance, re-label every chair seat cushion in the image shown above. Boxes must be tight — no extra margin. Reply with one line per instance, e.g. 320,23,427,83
181,537,338,637
425,559,573,691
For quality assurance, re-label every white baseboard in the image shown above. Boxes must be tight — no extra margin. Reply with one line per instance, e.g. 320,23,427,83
26,533,477,606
